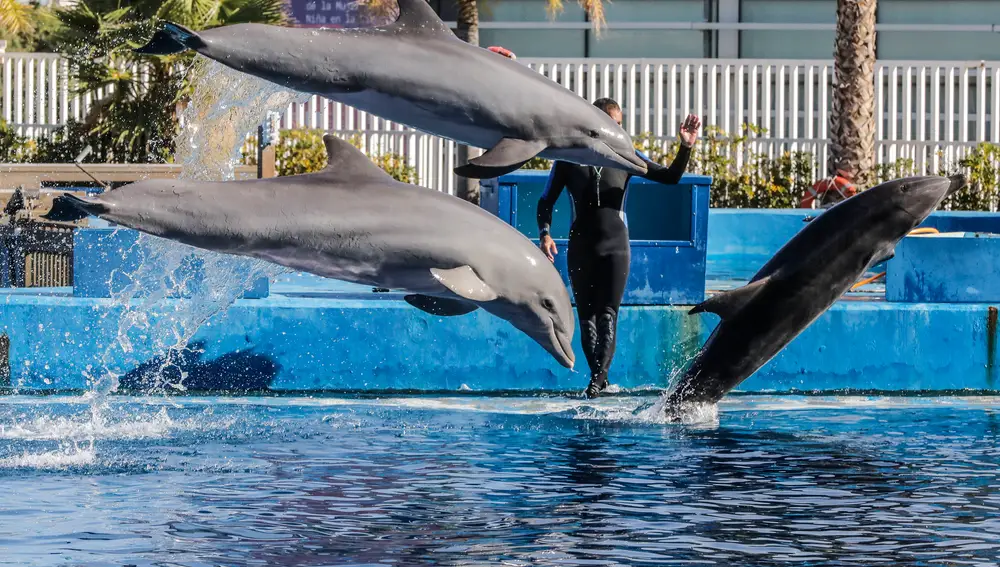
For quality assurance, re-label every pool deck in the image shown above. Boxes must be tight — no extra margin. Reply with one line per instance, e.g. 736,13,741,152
1,207,999,395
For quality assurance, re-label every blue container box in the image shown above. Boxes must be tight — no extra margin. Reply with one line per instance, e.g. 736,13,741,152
73,228,269,299
887,232,1000,303
481,171,711,305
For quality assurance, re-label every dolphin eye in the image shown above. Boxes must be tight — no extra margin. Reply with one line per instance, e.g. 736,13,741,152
542,297,555,311
900,184,910,193
589,130,600,138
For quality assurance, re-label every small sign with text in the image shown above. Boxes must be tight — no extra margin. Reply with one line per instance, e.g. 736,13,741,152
288,0,381,28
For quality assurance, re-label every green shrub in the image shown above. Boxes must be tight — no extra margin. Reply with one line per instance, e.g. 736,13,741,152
0,119,36,162
244,129,418,184
635,124,816,208
521,156,553,170
938,143,1000,211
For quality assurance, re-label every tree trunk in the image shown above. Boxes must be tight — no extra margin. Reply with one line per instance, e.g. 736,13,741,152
830,0,877,188
454,0,481,205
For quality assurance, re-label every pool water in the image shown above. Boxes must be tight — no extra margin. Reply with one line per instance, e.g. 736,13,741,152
2,394,1000,566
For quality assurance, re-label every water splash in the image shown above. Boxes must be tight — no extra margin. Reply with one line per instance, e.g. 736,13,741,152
175,58,311,181
56,58,307,459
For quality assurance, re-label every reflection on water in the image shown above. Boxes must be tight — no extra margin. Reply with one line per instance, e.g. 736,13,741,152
1,395,1000,566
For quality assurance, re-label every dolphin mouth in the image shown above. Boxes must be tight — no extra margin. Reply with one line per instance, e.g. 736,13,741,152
550,317,575,369
618,146,648,174
598,141,647,175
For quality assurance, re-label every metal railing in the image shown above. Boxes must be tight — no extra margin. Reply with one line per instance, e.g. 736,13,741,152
4,52,1000,192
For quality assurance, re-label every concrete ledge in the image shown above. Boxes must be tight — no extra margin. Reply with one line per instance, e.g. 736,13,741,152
706,209,1000,281
888,232,1000,303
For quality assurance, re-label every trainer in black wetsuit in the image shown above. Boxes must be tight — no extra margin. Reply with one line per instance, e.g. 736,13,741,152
537,99,701,398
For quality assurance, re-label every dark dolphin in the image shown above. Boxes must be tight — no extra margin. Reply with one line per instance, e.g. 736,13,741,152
45,135,576,369
134,0,646,179
663,174,967,417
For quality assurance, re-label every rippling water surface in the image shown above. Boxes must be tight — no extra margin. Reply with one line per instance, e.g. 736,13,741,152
2,394,1000,566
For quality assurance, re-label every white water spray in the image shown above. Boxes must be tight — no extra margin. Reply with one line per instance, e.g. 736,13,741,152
52,59,312,464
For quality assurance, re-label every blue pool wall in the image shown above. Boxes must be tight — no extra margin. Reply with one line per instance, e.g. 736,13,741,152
4,174,1000,393
5,290,999,393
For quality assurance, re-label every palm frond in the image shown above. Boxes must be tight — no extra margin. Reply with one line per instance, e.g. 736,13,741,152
219,0,288,26
156,0,224,28
544,0,607,36
1,0,35,35
358,0,400,20
579,0,606,35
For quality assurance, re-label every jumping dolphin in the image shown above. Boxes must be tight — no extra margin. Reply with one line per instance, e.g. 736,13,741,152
663,174,967,417
133,0,647,179
45,135,577,368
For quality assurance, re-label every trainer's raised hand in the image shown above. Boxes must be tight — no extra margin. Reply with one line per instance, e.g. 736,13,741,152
679,114,701,147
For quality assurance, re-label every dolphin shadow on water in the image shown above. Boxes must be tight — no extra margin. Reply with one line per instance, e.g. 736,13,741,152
44,134,576,369
133,0,646,179
118,340,280,393
660,174,968,420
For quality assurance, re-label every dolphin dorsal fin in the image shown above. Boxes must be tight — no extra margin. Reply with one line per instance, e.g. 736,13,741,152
321,134,394,181
689,277,768,320
385,0,454,37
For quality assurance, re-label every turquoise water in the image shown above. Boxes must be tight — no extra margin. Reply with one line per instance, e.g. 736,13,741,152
2,395,1000,566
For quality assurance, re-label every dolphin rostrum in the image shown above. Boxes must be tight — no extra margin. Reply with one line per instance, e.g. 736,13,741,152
663,174,967,417
133,0,647,179
45,135,577,369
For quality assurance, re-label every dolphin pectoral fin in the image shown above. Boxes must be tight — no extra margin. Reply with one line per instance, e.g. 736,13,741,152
454,138,548,179
135,22,202,55
430,266,499,302
404,294,479,317
689,278,769,319
874,250,896,265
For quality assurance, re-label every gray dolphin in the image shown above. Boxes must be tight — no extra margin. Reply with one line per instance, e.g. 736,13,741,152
45,135,577,369
663,174,967,417
133,0,647,179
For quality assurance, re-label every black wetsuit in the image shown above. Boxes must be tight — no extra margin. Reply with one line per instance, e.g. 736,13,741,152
537,146,692,395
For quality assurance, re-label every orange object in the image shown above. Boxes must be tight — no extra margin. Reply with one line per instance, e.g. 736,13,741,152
851,271,887,290
802,175,857,208
487,46,516,60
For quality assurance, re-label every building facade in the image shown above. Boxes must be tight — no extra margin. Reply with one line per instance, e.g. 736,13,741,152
431,0,1000,61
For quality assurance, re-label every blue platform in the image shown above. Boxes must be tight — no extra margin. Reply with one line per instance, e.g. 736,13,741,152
484,171,711,305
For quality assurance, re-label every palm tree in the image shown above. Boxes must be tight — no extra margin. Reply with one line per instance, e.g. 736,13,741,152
829,0,877,188
453,0,481,204
50,0,288,163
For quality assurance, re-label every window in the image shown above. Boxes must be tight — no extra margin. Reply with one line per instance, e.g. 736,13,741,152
878,0,1000,60
480,0,588,57
740,0,836,59
587,0,708,58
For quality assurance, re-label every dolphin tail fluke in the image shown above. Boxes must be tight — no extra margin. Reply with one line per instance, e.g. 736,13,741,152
42,194,108,222
135,22,203,55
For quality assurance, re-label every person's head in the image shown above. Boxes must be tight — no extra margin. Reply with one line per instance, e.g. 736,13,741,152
593,98,622,126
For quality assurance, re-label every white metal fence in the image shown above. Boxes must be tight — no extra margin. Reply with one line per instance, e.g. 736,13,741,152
4,52,1000,191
